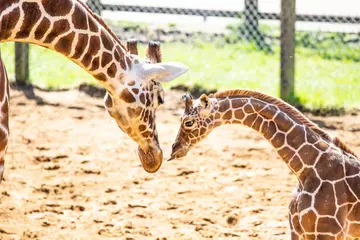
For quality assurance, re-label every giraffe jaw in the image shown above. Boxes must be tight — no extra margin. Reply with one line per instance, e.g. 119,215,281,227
137,146,163,173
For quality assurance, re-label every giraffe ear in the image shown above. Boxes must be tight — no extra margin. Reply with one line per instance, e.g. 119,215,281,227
199,94,210,109
199,94,211,116
141,62,189,83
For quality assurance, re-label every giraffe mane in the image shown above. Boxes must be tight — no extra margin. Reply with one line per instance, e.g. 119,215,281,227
76,0,129,52
210,89,358,158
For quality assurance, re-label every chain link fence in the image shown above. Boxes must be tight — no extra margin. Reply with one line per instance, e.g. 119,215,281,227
87,0,360,52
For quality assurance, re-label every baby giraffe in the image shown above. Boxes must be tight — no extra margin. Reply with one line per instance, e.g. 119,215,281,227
170,90,360,239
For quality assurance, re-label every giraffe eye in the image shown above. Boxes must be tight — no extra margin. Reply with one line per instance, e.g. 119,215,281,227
158,95,164,105
184,120,195,128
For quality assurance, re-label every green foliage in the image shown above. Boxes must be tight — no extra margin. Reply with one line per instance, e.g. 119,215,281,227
168,22,177,28
0,39,359,110
296,31,360,62
226,21,360,63
225,23,273,53
161,42,360,110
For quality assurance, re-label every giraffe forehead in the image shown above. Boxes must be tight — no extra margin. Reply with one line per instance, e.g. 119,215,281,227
185,106,200,114
182,110,195,118
117,79,159,105
193,107,202,115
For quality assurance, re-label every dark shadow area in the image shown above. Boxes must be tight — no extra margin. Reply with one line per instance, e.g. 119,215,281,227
10,82,359,117
283,95,348,117
294,102,347,117
310,119,338,130
10,82,60,107
10,83,105,111
68,106,85,110
350,128,360,133
78,84,106,98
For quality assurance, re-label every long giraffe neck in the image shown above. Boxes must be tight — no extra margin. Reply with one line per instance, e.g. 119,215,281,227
0,0,131,86
211,94,348,182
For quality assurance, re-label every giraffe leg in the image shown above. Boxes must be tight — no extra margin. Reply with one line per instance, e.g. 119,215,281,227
0,55,8,184
0,142,8,184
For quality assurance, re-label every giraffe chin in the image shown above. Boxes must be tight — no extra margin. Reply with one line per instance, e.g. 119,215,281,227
169,142,189,161
137,146,163,173
168,149,188,161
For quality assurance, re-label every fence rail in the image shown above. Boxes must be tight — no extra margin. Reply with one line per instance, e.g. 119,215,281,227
101,4,241,18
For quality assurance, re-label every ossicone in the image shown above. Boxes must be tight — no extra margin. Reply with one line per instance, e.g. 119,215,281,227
182,93,193,110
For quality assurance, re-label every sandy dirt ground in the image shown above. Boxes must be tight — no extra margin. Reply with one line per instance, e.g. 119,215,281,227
0,87,359,240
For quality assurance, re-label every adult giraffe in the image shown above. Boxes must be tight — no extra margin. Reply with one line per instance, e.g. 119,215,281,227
0,0,189,180
170,90,360,239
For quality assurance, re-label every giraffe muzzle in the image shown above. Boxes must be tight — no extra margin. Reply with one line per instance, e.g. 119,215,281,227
168,142,188,161
137,145,163,173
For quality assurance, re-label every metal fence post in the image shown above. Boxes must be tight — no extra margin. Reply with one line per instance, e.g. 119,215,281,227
87,0,102,16
280,0,296,102
15,42,29,85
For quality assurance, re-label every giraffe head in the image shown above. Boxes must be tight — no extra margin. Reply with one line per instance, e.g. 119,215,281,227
105,40,188,172
170,93,216,160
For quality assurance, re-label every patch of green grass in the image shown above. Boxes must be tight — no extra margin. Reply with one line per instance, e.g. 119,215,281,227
295,51,360,109
160,42,360,110
163,44,360,109
162,42,279,95
1,42,96,89
295,31,360,62
0,41,359,110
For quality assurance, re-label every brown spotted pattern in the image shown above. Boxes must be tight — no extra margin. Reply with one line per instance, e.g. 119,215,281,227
0,1,184,174
171,91,360,239
0,0,132,83
0,54,9,184
103,39,166,173
107,78,164,146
